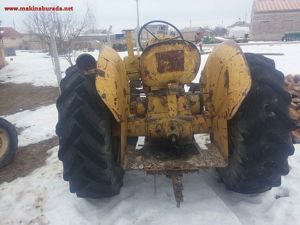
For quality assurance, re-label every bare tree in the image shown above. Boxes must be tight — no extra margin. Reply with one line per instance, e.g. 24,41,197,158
24,7,95,65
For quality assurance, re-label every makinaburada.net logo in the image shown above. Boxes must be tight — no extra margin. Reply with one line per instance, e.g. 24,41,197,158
4,6,74,11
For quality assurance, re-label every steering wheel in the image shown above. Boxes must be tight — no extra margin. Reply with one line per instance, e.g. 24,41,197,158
138,20,184,51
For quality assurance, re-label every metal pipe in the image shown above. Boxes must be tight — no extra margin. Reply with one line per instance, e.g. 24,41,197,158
125,30,135,60
135,0,140,55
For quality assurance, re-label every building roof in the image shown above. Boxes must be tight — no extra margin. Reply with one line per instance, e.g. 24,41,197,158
254,0,300,12
0,27,22,38
228,21,250,28
180,27,203,32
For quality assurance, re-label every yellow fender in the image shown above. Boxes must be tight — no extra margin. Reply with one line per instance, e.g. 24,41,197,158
95,46,129,165
201,41,252,157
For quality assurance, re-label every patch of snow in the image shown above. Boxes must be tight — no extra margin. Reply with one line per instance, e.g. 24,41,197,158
3,104,57,146
193,53,209,83
1,43,299,89
193,42,300,84
0,51,59,87
241,43,300,75
0,50,99,87
0,146,299,225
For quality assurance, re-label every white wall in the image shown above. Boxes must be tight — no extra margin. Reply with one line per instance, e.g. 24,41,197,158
3,37,22,48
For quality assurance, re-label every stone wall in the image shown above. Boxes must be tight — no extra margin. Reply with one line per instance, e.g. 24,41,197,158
250,10,300,41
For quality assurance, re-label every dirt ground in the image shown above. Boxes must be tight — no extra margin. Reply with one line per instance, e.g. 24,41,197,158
0,137,58,184
0,82,59,116
0,82,59,183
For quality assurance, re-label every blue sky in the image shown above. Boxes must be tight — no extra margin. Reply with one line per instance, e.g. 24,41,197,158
0,0,254,33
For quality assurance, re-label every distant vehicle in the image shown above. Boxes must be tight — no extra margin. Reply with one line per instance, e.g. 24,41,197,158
0,118,18,168
234,34,249,43
282,32,300,41
203,36,222,44
226,26,249,43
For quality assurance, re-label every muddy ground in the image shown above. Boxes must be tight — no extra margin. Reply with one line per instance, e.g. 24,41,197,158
0,82,59,183
0,137,58,184
0,82,59,116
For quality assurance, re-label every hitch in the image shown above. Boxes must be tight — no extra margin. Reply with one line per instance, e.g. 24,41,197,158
170,172,184,207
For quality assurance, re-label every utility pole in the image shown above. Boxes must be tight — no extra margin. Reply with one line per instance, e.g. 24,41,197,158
107,25,112,47
50,25,62,92
135,0,140,55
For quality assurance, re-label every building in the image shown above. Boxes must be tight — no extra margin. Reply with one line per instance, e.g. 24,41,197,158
250,0,300,41
0,27,23,49
228,26,250,38
73,29,114,50
20,33,48,51
180,27,204,42
227,21,250,39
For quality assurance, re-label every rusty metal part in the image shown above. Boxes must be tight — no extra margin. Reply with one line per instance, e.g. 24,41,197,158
167,83,185,94
201,40,252,158
0,128,9,158
170,173,184,208
127,114,211,141
127,118,147,136
147,118,193,142
96,46,129,165
167,95,177,117
188,95,202,114
123,30,140,80
156,50,184,73
96,46,129,122
127,86,211,140
136,100,147,116
140,40,200,88
284,74,300,143
124,141,227,172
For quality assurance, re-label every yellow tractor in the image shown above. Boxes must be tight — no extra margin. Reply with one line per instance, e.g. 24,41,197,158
56,20,295,206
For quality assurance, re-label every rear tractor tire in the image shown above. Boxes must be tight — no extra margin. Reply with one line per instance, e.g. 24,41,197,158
56,61,124,198
0,118,18,168
218,53,295,194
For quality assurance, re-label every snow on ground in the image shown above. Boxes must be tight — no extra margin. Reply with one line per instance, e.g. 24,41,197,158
0,42,298,88
0,51,59,87
241,43,300,75
0,146,299,225
4,104,57,146
193,43,300,83
0,50,99,87
0,42,300,225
